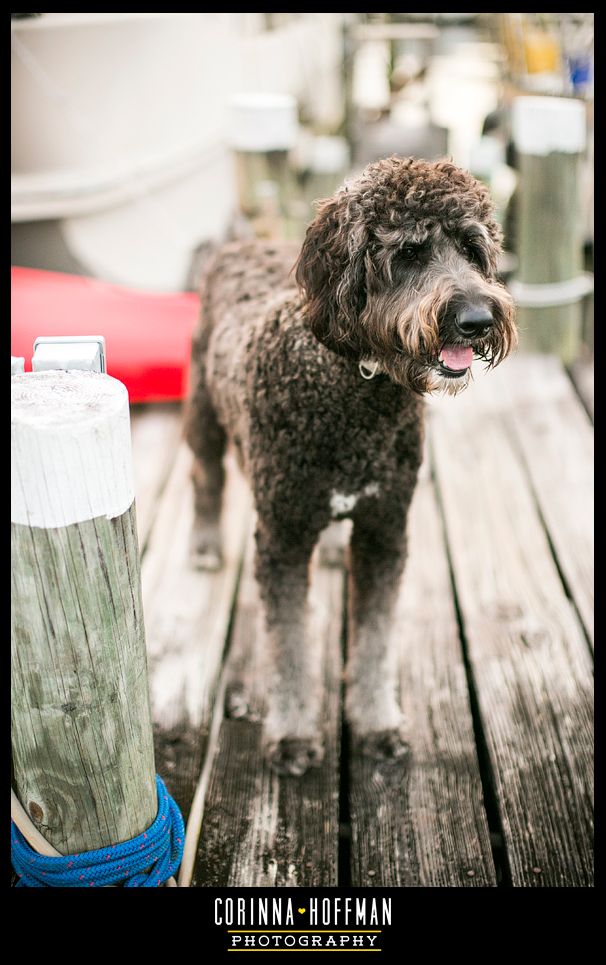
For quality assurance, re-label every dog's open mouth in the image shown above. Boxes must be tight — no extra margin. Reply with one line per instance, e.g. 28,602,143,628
435,343,474,378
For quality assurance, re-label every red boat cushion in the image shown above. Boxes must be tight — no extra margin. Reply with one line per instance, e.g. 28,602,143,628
11,267,200,403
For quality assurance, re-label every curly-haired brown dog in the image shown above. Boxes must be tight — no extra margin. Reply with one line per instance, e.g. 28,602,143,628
184,156,517,776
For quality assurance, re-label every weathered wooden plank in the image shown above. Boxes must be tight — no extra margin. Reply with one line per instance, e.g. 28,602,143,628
429,370,594,887
130,403,183,551
569,357,594,422
141,445,251,827
490,355,593,648
191,531,343,887
349,454,497,887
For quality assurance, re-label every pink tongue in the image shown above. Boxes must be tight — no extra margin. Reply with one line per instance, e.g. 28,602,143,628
440,344,473,370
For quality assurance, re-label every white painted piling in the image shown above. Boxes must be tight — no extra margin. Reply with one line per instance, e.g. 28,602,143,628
511,96,591,361
11,369,157,854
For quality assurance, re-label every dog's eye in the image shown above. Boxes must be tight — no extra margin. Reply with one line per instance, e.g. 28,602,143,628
401,245,420,260
462,243,481,264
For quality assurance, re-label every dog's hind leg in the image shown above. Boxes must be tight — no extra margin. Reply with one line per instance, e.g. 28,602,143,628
254,518,324,776
184,317,226,571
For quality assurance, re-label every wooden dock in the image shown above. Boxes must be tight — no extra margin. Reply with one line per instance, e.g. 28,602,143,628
131,353,593,888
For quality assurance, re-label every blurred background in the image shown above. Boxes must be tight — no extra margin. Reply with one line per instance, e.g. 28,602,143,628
11,14,595,890
11,12,594,396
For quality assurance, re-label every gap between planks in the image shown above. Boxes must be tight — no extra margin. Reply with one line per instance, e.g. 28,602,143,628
568,357,594,422
132,353,593,888
130,403,184,554
468,355,593,650
192,451,498,888
191,532,343,887
348,450,497,888
140,443,251,824
428,354,594,887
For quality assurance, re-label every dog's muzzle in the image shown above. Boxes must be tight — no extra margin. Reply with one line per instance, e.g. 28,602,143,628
454,305,494,339
435,302,495,378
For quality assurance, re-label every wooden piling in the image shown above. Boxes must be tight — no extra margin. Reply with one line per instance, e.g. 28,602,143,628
11,369,157,855
511,95,588,362
229,93,298,236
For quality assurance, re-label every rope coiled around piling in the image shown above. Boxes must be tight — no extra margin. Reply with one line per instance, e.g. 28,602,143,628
11,774,184,887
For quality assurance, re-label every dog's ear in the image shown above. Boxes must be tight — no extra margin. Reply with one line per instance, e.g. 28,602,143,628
295,194,368,358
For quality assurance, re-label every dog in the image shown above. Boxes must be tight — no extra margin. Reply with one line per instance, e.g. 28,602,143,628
184,155,517,776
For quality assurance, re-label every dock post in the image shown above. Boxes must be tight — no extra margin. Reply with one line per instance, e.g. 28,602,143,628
11,368,157,855
510,95,591,362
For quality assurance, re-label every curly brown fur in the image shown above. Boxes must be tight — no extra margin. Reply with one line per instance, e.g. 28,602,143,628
295,156,516,395
184,155,516,775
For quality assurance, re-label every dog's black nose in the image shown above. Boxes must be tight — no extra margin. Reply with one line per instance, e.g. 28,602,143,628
455,306,494,338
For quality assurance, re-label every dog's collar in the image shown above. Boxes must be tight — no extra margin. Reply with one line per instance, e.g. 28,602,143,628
358,359,380,380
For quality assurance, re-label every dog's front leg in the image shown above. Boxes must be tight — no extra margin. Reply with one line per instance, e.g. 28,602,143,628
254,521,323,776
346,500,411,760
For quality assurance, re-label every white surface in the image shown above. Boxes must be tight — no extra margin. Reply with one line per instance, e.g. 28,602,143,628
469,135,505,179
352,41,391,111
10,139,227,222
32,337,104,373
229,93,299,152
62,152,235,291
509,273,594,308
11,370,134,528
512,96,587,156
427,49,500,169
309,135,350,174
11,13,345,289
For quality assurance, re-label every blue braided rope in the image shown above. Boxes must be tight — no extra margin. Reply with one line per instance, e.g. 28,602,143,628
11,775,184,888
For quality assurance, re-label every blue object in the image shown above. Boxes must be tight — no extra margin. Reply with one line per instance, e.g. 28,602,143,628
566,54,592,94
11,775,184,888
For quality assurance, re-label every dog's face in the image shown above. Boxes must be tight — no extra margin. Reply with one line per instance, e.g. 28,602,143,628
295,156,517,395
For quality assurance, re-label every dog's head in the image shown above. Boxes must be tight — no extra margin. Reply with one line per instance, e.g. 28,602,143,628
295,155,517,395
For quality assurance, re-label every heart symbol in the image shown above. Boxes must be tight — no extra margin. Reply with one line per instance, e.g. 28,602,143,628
298,908,306,914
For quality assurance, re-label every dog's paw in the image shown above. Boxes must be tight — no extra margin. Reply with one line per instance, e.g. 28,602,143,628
190,548,223,571
189,526,223,571
267,737,324,777
225,684,259,721
355,728,411,763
